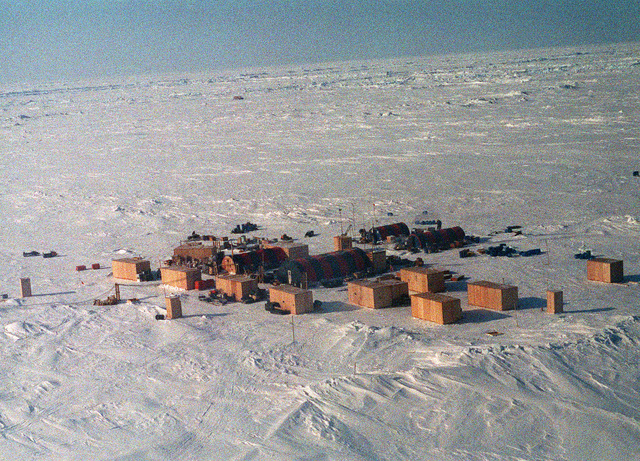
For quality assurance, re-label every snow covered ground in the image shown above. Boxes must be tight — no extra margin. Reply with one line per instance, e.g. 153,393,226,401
1,42,640,460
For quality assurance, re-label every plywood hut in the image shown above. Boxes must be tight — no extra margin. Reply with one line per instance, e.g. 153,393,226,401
20,278,32,298
411,292,462,324
215,274,258,301
112,258,151,281
161,267,201,290
467,280,518,311
366,249,387,274
587,258,624,283
165,296,182,319
348,279,408,309
269,284,314,314
400,267,445,293
173,241,218,261
334,235,353,251
546,290,563,314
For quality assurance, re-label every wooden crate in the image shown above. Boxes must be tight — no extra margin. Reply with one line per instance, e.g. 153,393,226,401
112,258,151,281
467,281,518,311
161,267,201,290
399,267,445,293
587,258,623,283
165,296,182,319
334,235,353,251
365,249,387,274
20,278,32,298
546,290,563,314
173,242,217,260
347,279,408,309
411,292,462,324
264,242,309,259
215,274,258,301
269,285,314,314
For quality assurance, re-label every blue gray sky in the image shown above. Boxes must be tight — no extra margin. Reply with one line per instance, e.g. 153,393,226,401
1,0,639,84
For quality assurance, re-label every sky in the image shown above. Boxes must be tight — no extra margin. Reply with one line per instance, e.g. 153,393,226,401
1,0,639,84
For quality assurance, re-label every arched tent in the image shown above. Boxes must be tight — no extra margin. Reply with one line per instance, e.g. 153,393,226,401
221,247,288,274
408,226,465,251
371,222,410,242
277,248,372,284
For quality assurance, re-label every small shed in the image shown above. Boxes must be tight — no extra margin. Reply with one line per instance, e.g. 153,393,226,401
334,235,353,251
587,258,623,283
215,274,258,301
411,292,462,324
112,258,151,281
400,267,445,293
348,279,408,309
365,249,387,274
467,281,518,311
165,296,182,319
173,241,217,260
269,284,314,314
546,290,563,314
161,267,201,290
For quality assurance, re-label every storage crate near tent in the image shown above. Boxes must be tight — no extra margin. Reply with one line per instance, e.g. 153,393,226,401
467,281,518,311
411,292,462,324
215,274,258,301
400,267,445,293
269,285,314,314
587,258,623,283
365,249,387,274
160,267,201,290
348,279,408,309
112,258,151,281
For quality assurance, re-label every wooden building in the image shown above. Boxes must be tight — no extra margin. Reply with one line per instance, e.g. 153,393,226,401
269,284,314,314
587,258,624,283
400,267,445,293
365,249,387,274
161,267,201,290
173,241,218,260
112,258,151,281
546,290,563,314
215,274,258,301
411,292,462,324
165,296,182,319
20,278,32,298
467,281,518,311
347,279,408,309
334,235,353,251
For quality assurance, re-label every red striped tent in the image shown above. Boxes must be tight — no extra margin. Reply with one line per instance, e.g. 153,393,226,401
221,247,288,274
277,248,372,284
408,226,465,250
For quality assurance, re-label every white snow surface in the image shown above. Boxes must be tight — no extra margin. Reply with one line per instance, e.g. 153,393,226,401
1,43,640,460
